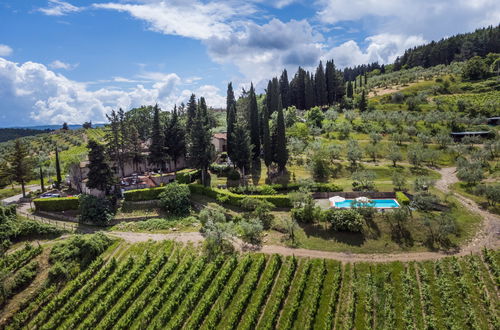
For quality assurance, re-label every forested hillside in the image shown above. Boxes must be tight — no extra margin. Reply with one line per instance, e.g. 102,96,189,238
0,128,52,143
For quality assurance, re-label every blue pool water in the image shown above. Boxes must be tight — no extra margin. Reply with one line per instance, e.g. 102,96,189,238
334,199,400,208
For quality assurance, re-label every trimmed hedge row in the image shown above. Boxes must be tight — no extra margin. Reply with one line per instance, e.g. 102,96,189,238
189,184,291,208
123,187,165,201
176,169,200,184
270,182,342,193
396,191,410,205
33,197,79,212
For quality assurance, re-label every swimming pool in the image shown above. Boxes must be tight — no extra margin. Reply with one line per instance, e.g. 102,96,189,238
334,199,400,208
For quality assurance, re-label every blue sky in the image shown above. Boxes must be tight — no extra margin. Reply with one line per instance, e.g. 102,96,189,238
0,0,498,126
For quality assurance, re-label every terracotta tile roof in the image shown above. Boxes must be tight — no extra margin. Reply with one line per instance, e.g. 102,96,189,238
213,132,227,140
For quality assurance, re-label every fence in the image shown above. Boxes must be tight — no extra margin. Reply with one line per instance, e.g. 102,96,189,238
313,191,397,199
24,213,79,233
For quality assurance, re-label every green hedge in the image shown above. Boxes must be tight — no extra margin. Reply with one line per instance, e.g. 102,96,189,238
123,187,165,201
176,169,201,184
189,184,291,208
396,191,410,206
271,182,343,193
33,197,79,212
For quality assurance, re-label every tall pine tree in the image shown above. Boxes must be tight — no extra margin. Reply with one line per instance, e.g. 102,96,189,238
7,140,32,197
325,60,337,104
248,83,260,160
232,121,252,184
262,104,273,172
86,140,114,195
55,146,62,189
165,105,185,172
186,94,197,135
189,103,212,186
346,80,354,98
359,89,368,112
148,104,165,170
275,99,288,173
315,61,328,106
279,69,291,109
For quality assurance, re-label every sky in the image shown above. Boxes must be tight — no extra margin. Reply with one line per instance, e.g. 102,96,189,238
0,0,498,127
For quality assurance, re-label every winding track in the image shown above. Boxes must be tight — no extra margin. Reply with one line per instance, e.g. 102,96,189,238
11,168,500,263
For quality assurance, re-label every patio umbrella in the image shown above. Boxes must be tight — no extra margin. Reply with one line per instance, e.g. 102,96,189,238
355,196,371,203
329,196,345,203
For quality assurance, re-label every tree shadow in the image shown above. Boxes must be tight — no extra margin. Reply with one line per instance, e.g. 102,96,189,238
300,223,366,247
389,224,414,247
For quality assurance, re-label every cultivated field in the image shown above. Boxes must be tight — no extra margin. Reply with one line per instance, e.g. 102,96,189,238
4,241,499,329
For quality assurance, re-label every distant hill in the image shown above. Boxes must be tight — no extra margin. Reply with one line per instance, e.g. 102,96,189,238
0,128,53,143
1,123,106,130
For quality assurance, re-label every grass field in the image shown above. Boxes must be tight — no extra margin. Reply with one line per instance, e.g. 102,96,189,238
4,241,499,330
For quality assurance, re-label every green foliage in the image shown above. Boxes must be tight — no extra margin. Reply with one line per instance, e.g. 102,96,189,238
158,182,191,216
395,191,410,205
351,170,376,191
48,233,112,281
176,169,201,184
238,218,263,244
189,184,292,208
474,184,500,206
462,56,490,80
322,209,365,232
78,194,114,225
34,196,79,212
123,186,165,201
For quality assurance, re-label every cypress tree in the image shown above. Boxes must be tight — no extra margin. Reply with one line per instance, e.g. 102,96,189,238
39,166,45,193
186,94,197,134
165,105,185,172
279,69,291,109
335,71,345,101
189,104,212,186
87,140,114,195
359,89,368,112
326,60,338,105
226,82,236,122
315,61,327,106
295,68,306,109
55,146,62,189
262,105,272,171
305,72,315,110
275,99,288,173
148,104,165,170
248,83,260,160
346,80,354,98
232,121,252,184
227,103,237,162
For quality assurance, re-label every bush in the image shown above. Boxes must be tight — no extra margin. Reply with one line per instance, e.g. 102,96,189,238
322,209,365,232
176,169,201,184
198,203,227,226
158,183,191,216
79,195,114,226
396,191,410,206
123,187,165,201
189,184,291,208
33,197,79,212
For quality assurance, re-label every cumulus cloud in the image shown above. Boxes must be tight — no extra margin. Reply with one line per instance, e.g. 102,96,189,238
0,58,224,125
0,44,13,57
38,0,82,16
316,0,500,40
93,0,255,40
206,18,323,84
323,33,426,67
49,60,78,70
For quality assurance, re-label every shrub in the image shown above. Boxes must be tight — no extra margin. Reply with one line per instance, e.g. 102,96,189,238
176,169,201,184
396,191,410,206
238,218,263,244
322,209,364,232
189,184,291,208
198,203,227,226
79,195,114,226
157,183,191,216
123,187,164,201
33,197,79,212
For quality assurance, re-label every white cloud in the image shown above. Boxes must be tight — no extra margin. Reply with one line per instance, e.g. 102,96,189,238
0,58,224,125
93,0,255,40
0,44,13,57
316,0,500,40
38,0,82,16
206,18,324,84
49,60,78,70
323,34,426,67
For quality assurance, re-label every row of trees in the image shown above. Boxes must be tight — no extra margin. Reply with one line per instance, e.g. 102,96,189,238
226,82,288,180
266,60,346,112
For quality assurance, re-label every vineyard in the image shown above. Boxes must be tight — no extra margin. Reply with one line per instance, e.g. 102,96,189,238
3,241,499,330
